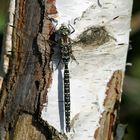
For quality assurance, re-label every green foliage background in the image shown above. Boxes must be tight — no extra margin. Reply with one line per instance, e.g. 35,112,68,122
0,0,9,32
122,0,140,139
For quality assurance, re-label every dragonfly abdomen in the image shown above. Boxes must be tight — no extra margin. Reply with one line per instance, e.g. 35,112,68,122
64,64,70,132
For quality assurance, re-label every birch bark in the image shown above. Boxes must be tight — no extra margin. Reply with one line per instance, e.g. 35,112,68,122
42,0,133,140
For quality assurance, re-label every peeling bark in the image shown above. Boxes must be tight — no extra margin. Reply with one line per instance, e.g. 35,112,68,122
95,70,123,140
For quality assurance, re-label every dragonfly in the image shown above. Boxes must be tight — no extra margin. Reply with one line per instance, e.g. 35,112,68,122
48,21,78,132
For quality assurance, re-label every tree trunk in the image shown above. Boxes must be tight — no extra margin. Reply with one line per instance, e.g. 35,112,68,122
0,0,133,140
0,0,63,139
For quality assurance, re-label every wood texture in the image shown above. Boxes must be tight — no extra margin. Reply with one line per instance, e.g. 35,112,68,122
0,0,64,139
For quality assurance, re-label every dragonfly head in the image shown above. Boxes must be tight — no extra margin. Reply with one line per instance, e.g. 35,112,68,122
59,24,70,36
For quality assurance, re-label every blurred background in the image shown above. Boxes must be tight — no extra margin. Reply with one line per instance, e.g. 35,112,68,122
121,0,140,139
0,0,140,139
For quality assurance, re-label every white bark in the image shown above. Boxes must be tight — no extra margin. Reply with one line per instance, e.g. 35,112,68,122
41,0,133,139
0,0,15,89
0,1,15,139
